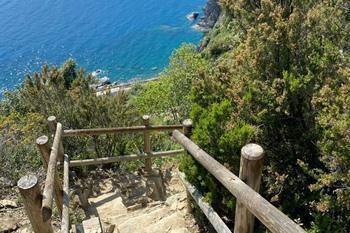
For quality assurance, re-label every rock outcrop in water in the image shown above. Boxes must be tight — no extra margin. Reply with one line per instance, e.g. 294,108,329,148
196,0,220,31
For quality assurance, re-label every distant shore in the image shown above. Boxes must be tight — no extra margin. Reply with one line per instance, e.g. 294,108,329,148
95,77,159,96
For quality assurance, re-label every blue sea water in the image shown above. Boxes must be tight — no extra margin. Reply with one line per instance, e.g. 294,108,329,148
0,0,205,92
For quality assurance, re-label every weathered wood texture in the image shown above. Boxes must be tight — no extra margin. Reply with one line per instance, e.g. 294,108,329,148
36,135,63,215
182,119,193,213
42,122,63,222
47,116,64,161
143,115,152,173
63,125,183,137
172,130,305,233
47,116,57,133
61,154,70,233
182,119,193,137
62,150,184,167
234,144,264,233
178,172,232,233
17,175,53,233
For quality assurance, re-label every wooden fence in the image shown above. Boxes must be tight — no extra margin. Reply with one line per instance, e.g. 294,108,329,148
17,115,306,233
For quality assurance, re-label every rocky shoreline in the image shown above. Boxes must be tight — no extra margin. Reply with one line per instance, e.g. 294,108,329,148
95,77,159,96
194,0,221,32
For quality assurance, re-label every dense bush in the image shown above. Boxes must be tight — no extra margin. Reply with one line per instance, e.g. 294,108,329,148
0,60,143,182
179,0,350,232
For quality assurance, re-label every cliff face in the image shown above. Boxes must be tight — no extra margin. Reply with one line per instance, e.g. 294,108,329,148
198,0,221,29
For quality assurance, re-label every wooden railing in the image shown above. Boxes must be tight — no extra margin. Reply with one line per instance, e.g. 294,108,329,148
16,115,186,233
172,130,305,233
17,115,306,233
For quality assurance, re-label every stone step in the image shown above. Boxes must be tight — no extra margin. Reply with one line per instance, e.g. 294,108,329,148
82,217,103,233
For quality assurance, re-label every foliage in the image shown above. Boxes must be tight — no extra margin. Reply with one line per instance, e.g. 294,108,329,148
0,60,142,182
1,1,349,231
180,0,350,231
131,44,208,123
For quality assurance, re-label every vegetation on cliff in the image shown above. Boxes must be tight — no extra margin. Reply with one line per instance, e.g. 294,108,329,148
138,0,350,232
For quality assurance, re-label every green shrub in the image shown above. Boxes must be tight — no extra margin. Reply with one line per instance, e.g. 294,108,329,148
181,0,350,231
131,44,208,123
0,60,142,185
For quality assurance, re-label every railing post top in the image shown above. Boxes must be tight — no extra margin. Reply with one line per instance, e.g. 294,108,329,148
142,115,150,126
143,115,150,126
182,119,193,137
17,175,38,190
36,135,49,145
241,143,264,161
182,119,193,127
47,116,57,122
47,116,58,133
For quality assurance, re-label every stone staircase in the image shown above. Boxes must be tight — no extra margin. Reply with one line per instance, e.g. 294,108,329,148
71,168,199,233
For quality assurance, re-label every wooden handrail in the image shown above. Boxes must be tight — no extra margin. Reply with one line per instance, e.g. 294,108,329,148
61,154,70,233
172,130,305,233
63,125,183,137
178,172,232,233
61,149,184,167
42,123,63,222
47,116,64,161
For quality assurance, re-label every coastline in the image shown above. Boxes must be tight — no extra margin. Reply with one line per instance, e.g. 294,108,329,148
95,77,159,96
96,0,220,97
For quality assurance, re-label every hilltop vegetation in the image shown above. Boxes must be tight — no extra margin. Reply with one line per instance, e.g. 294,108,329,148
1,0,349,232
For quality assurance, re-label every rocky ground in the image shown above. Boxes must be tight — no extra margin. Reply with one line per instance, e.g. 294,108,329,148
0,165,211,233
72,166,202,233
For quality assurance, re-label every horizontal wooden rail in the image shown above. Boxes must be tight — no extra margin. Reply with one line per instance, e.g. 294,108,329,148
61,149,184,167
42,123,63,222
178,172,232,233
61,154,69,233
172,130,305,233
63,125,183,137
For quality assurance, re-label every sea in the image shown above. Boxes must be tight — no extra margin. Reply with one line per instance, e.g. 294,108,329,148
0,0,205,93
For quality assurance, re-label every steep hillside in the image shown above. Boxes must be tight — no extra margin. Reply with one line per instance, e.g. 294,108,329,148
133,0,350,232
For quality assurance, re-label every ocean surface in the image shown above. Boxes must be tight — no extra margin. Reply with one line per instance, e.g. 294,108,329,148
0,0,205,92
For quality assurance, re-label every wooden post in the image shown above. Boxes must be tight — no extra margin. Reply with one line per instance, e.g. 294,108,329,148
143,115,152,173
17,175,53,233
48,116,64,161
42,122,63,222
234,143,264,233
61,154,70,233
47,116,57,133
36,135,63,216
182,119,193,212
182,119,193,137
